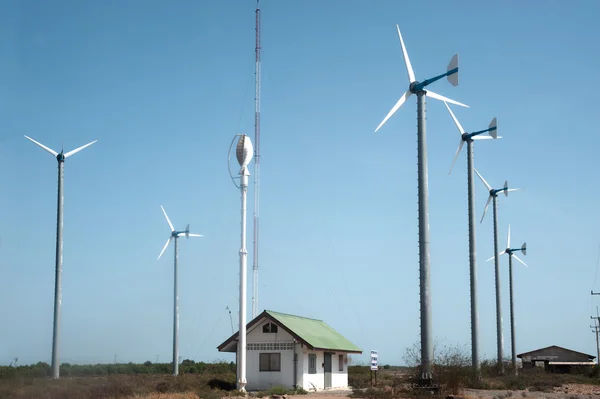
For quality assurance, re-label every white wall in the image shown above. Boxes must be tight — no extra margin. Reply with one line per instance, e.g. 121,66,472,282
300,351,324,391
245,319,298,391
299,351,349,391
332,353,348,389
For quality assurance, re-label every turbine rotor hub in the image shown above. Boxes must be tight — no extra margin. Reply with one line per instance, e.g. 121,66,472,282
409,81,420,93
56,153,65,162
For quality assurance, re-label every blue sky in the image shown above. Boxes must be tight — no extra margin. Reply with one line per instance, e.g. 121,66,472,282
1,0,600,367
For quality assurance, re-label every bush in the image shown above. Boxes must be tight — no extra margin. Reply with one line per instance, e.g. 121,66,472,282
348,365,372,389
254,386,308,397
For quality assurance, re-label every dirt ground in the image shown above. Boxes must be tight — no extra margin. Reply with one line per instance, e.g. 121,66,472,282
126,385,600,399
462,384,600,399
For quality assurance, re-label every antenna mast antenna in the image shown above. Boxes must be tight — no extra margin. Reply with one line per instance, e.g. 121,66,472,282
252,0,262,319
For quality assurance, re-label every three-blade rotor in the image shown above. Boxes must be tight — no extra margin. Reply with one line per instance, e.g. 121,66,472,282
444,102,501,174
474,169,524,223
157,205,203,260
374,25,468,133
486,224,528,267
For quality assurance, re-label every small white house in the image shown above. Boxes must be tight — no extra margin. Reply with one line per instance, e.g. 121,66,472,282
217,310,362,391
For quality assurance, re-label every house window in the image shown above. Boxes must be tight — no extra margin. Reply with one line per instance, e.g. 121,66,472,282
262,322,278,333
308,354,317,374
339,355,344,371
259,353,281,372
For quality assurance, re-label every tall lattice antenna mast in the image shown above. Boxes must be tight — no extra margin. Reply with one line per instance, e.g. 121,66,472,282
252,0,262,319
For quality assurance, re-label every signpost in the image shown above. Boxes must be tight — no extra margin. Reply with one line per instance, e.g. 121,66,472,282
370,350,378,387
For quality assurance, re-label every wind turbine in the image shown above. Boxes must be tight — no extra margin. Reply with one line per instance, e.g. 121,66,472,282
228,133,253,392
444,102,499,373
157,205,203,376
475,168,523,374
487,224,527,376
24,135,97,379
374,24,467,384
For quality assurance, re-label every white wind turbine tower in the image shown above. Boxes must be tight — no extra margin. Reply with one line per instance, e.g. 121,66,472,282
157,205,203,376
475,168,523,374
228,133,253,392
444,102,499,373
374,24,467,384
24,135,97,379
487,224,527,376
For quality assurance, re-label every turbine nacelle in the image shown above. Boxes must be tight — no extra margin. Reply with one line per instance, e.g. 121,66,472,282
409,81,421,93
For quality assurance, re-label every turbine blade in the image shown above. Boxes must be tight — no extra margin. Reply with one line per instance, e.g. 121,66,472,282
374,90,413,133
474,168,492,191
396,25,415,83
499,250,506,256
24,135,58,157
513,254,528,267
486,255,495,263
187,233,203,237
443,101,465,134
480,195,492,223
161,205,175,232
506,188,524,193
472,136,496,140
158,237,172,260
63,140,98,158
449,140,464,175
507,224,511,248
426,90,469,108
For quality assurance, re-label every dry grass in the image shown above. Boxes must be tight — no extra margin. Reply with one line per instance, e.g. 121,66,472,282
0,373,235,399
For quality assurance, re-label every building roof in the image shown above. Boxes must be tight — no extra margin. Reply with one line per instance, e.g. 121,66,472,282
217,310,362,354
517,345,596,359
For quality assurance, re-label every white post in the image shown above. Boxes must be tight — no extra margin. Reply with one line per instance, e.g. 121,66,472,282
238,165,249,392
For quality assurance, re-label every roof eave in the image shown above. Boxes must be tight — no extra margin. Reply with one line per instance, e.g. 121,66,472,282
312,347,363,354
517,345,596,359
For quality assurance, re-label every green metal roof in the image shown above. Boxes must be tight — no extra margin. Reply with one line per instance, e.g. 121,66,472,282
265,310,362,353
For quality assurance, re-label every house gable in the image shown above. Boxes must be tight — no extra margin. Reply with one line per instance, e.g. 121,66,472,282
247,318,295,344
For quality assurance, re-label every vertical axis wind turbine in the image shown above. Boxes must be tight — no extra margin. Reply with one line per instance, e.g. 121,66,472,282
374,24,467,384
24,135,97,379
228,134,254,391
252,0,262,320
157,205,203,376
488,224,527,376
444,102,499,373
475,168,523,374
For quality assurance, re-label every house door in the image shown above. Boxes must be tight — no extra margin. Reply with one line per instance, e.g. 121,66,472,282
324,352,332,388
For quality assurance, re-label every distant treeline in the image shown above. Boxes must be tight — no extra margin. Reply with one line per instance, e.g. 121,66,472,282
0,360,236,379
